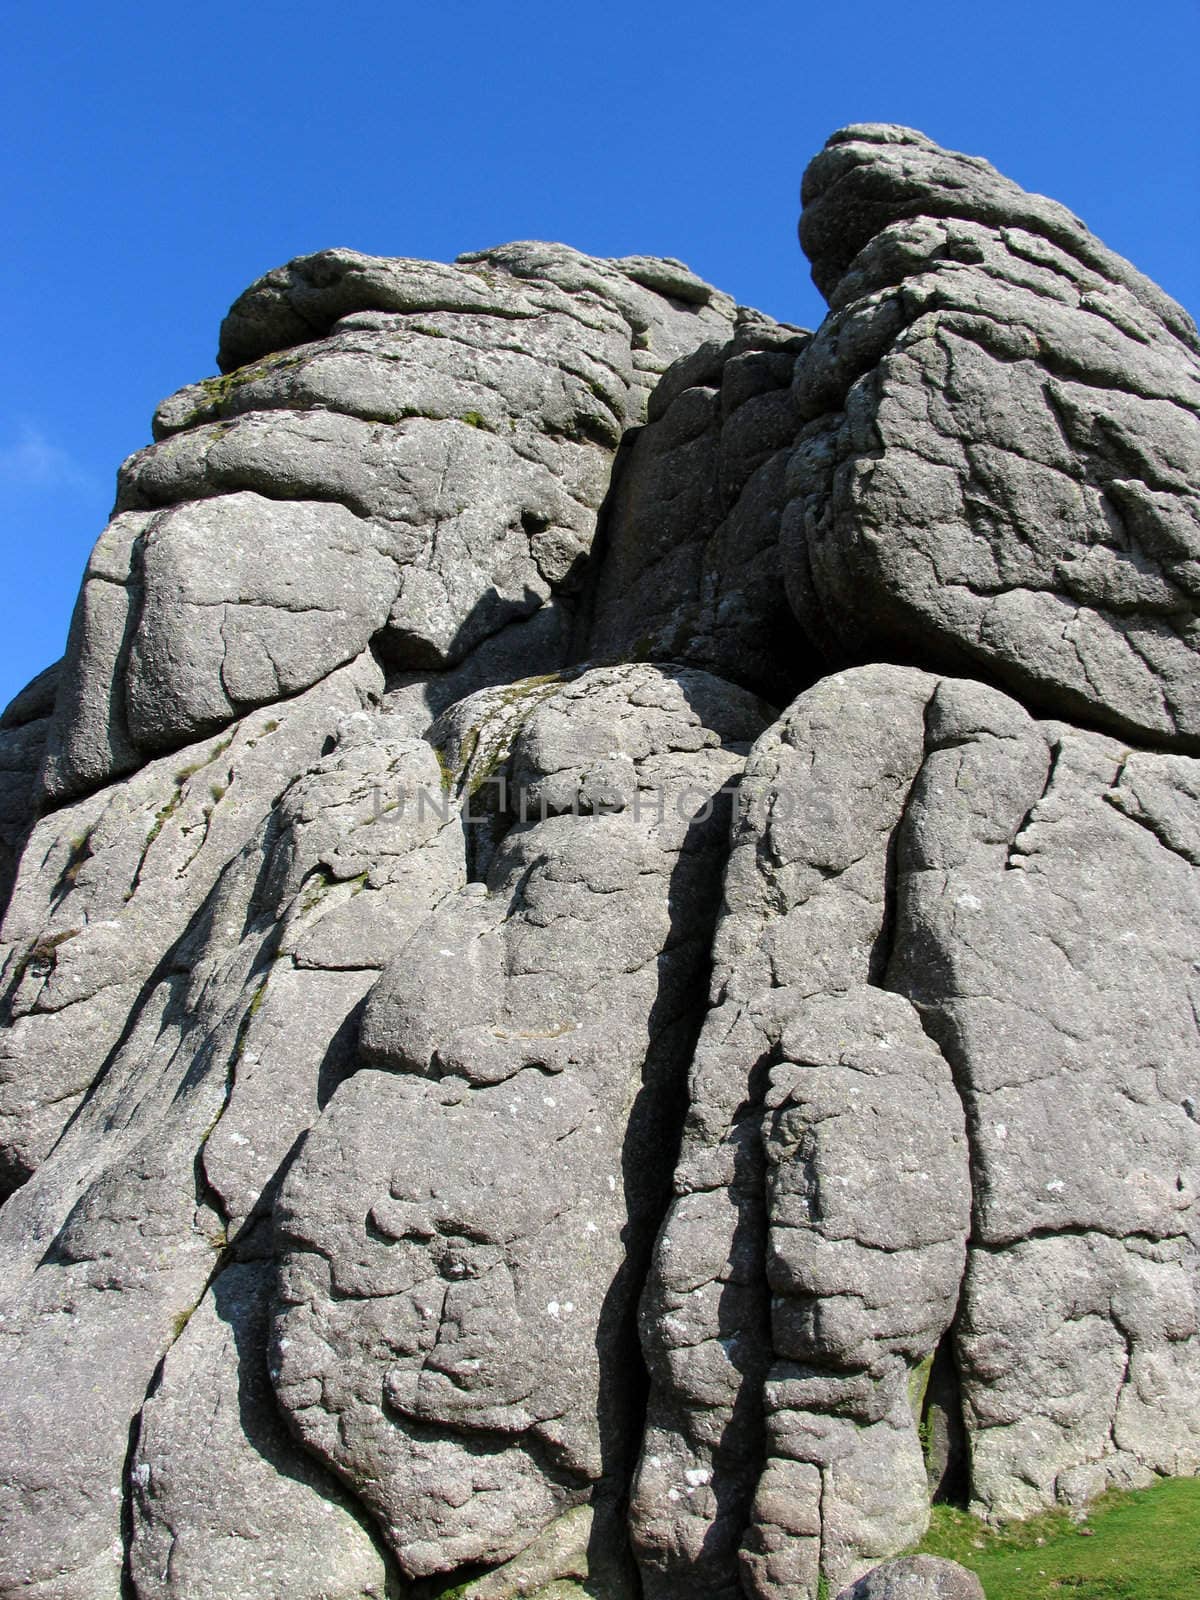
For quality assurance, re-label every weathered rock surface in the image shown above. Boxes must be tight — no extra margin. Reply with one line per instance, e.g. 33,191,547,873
635,664,1200,1596
0,652,385,1193
784,123,1200,750
1,126,1198,1600
40,243,740,803
130,1261,396,1600
0,662,58,913
834,1555,985,1600
890,678,1200,1517
584,313,811,702
0,671,464,1598
273,664,770,1578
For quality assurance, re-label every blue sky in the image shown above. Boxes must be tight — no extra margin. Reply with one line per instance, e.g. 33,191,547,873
3,0,1198,708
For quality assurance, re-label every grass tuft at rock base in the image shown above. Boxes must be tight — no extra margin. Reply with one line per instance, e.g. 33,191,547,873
914,1477,1200,1599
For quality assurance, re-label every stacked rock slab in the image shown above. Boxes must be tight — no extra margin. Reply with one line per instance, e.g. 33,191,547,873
40,242,737,802
782,124,1200,749
0,128,1197,1600
583,314,813,704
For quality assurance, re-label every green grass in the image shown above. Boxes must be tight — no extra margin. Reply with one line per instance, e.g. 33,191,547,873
915,1478,1200,1599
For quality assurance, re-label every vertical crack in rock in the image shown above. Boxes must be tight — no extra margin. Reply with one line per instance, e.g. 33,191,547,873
883,678,1200,1519
632,666,973,1600
271,664,773,1586
917,1328,969,1508
632,1014,778,1600
0,676,469,1598
866,699,978,1527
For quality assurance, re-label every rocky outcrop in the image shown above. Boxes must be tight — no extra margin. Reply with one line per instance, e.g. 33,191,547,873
0,130,1197,1600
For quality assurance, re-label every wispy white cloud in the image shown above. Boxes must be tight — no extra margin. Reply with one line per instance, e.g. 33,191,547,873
0,423,101,497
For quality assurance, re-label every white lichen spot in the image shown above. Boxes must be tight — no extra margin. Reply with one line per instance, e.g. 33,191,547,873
956,892,983,910
685,1466,712,1487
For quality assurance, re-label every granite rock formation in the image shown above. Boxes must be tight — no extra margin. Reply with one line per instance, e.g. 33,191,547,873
0,126,1197,1600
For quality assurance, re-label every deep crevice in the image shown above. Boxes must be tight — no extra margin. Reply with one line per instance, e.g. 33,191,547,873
921,1328,970,1507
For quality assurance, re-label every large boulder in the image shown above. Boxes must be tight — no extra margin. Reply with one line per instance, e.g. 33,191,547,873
782,123,1200,749
835,1555,985,1600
